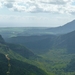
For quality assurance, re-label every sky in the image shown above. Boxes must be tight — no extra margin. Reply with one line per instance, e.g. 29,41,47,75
0,0,75,27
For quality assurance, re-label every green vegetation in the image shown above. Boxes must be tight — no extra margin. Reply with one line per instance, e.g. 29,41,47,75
1,23,75,75
65,58,75,72
0,53,48,75
6,35,55,54
5,29,75,75
0,35,49,75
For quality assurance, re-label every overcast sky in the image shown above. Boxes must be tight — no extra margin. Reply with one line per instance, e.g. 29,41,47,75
0,0,75,27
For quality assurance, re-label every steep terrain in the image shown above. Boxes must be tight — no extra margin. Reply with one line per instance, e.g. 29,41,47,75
47,20,75,34
0,35,5,44
6,35,55,54
0,53,48,75
53,30,75,53
7,43,38,59
0,35,49,75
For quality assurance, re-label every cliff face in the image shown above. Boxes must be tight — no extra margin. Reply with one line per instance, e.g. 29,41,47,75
0,35,5,44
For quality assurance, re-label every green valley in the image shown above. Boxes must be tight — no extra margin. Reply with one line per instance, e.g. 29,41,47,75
1,20,75,75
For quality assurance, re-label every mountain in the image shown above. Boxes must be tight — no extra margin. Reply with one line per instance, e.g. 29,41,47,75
0,53,48,75
7,43,38,59
0,34,38,59
0,35,5,44
0,35,49,75
6,35,55,54
53,30,75,53
6,29,75,54
47,20,75,34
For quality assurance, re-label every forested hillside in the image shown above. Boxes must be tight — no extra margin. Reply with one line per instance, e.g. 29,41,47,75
0,35,49,75
0,53,48,75
6,35,55,54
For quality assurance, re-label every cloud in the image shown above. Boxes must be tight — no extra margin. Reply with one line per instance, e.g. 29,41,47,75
0,0,75,14
0,14,74,27
40,0,71,5
0,3,2,8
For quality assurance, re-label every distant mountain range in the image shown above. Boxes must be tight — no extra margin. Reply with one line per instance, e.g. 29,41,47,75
0,20,75,39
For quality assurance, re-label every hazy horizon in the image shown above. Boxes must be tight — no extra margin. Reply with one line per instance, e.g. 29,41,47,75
0,0,75,27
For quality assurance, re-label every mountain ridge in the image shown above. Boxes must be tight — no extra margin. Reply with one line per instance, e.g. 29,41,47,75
47,20,75,34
